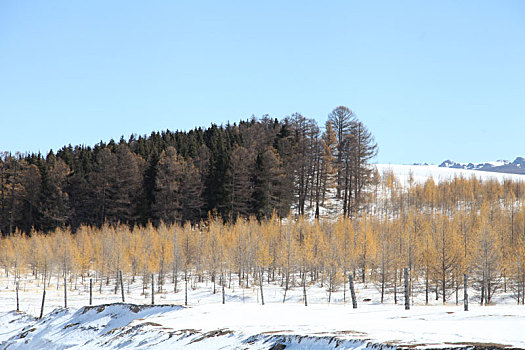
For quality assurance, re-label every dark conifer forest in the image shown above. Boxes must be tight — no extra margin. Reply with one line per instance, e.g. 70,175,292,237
0,106,377,234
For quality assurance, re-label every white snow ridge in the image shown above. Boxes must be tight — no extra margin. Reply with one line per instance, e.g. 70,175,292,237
0,303,385,350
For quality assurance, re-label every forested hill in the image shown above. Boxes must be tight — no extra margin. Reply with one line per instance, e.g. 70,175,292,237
0,106,377,235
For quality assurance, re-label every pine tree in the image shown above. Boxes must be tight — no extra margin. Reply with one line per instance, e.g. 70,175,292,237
328,106,356,200
253,147,288,218
153,147,185,224
113,144,143,224
40,154,70,231
89,148,117,225
228,146,253,220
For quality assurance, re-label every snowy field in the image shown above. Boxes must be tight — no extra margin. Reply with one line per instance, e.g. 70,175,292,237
375,164,525,184
1,272,524,349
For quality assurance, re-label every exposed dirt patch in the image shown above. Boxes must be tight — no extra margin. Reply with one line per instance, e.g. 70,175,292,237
80,303,183,315
269,343,287,350
18,327,35,339
391,341,517,350
140,322,162,327
166,328,201,340
445,341,515,349
63,322,79,329
335,330,368,336
190,329,234,343
310,330,368,337
260,330,293,335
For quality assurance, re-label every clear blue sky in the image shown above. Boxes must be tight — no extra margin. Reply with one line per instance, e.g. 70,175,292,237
1,1,524,164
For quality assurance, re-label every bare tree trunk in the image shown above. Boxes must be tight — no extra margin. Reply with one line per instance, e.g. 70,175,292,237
481,271,485,305
343,271,346,303
349,274,357,309
16,281,19,312
454,277,459,305
303,272,307,306
393,269,397,304
222,273,225,304
64,275,67,308
283,270,289,303
328,269,332,303
517,259,521,305
464,273,468,311
442,257,446,304
258,266,265,306
425,267,429,305
174,269,178,293
381,270,385,303
404,268,409,310
119,271,125,302
39,288,46,319
151,274,155,305
185,271,188,306
521,272,525,305
89,278,93,305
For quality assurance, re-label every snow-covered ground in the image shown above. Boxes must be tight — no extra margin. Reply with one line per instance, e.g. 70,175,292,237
1,273,524,349
306,164,525,219
375,163,525,185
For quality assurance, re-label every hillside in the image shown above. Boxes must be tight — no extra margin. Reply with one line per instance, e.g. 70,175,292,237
439,157,525,175
375,163,525,185
0,109,376,234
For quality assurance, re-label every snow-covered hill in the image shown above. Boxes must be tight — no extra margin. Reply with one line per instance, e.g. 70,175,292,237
439,157,525,175
2,301,524,349
375,163,525,185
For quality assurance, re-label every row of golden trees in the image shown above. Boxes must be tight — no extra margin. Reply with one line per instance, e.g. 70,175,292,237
1,173,524,305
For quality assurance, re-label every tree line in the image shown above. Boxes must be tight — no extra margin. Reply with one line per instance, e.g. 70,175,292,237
1,173,524,305
0,106,376,235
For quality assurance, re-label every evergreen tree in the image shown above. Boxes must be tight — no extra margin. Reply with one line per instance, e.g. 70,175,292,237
153,147,186,224
112,144,143,224
89,148,118,225
228,145,254,220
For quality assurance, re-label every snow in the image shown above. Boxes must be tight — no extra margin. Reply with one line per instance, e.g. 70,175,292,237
1,272,524,349
375,163,525,185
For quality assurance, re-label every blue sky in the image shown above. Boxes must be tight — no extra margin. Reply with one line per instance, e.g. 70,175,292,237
1,1,524,164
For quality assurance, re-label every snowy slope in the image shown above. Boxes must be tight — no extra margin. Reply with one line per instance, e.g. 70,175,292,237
375,163,525,185
2,302,524,349
299,164,525,219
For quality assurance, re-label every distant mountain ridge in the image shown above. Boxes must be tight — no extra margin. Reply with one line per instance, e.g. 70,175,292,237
439,157,525,175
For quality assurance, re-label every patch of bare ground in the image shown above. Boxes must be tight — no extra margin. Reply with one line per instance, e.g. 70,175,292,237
260,330,294,335
310,330,368,337
189,329,234,343
392,341,518,350
445,342,516,349
80,302,183,314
